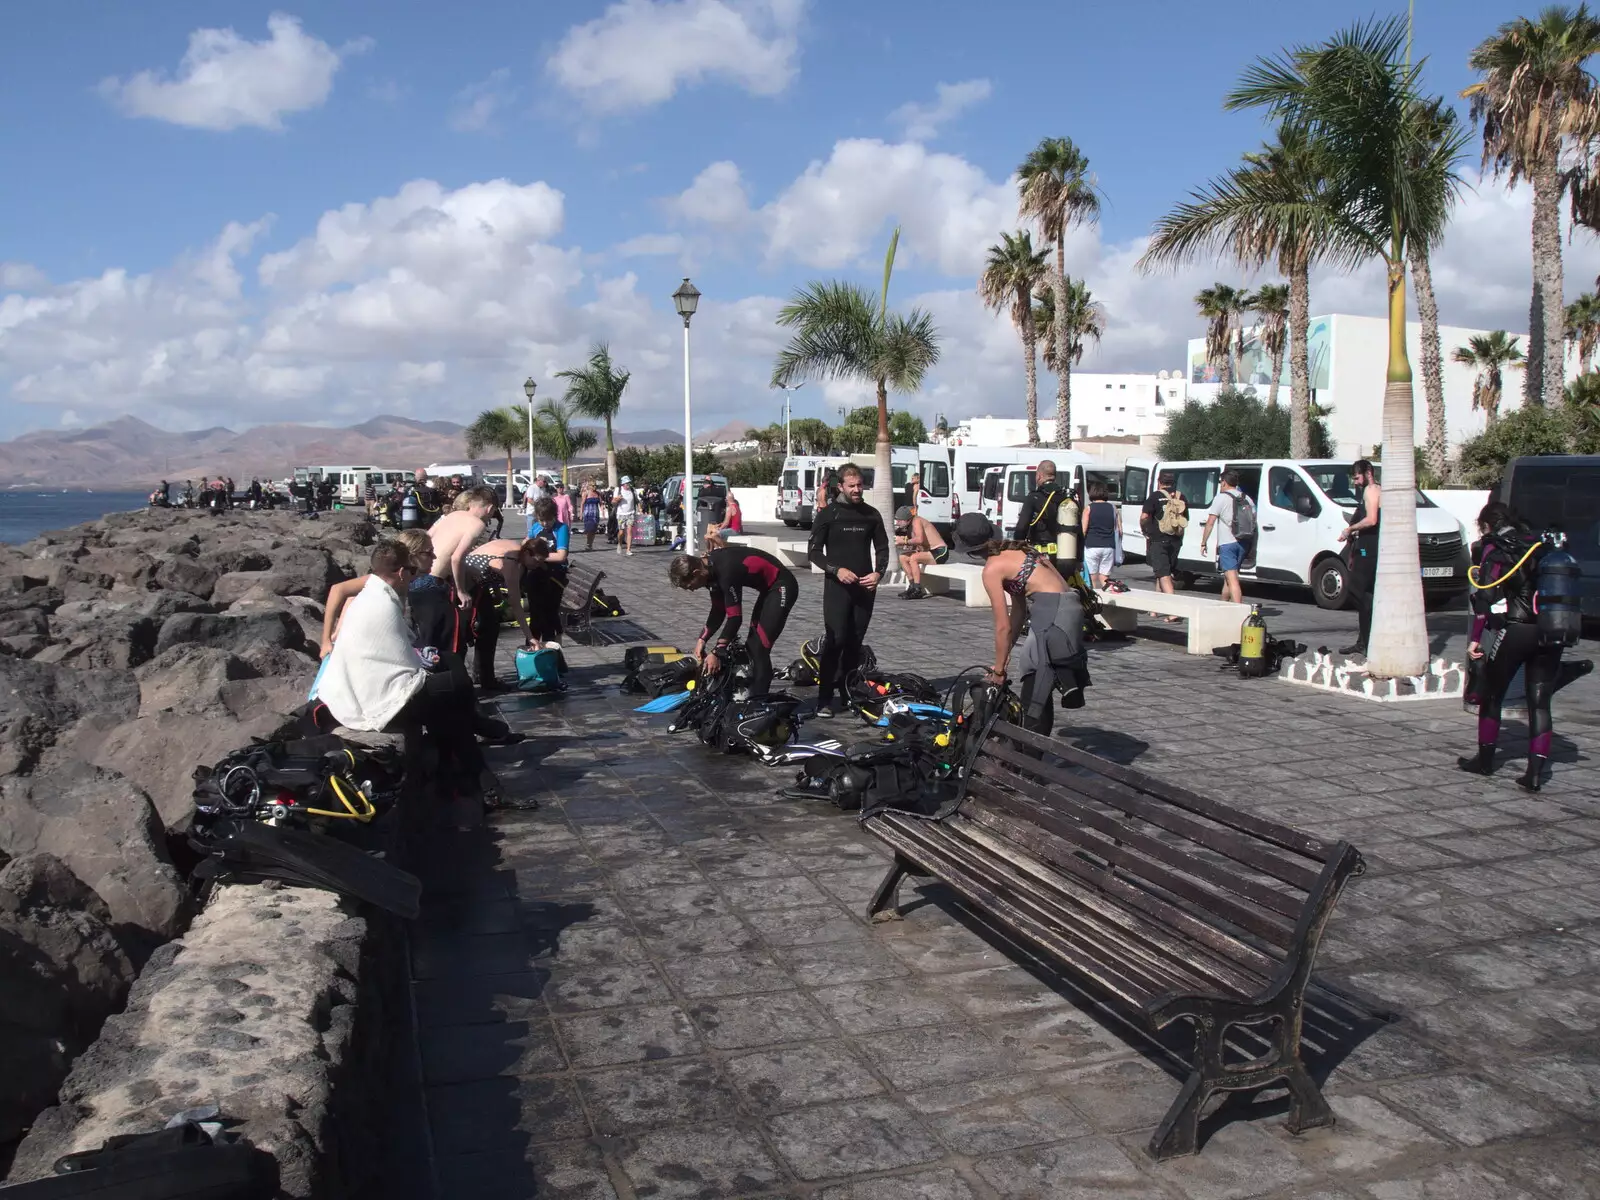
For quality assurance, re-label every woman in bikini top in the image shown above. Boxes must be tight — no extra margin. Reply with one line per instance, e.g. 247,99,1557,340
462,538,549,639
951,514,1068,684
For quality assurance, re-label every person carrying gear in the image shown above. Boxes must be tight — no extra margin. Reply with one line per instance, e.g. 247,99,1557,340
1011,460,1078,582
670,547,797,698
956,512,1090,733
894,505,949,600
807,464,889,718
1460,501,1589,792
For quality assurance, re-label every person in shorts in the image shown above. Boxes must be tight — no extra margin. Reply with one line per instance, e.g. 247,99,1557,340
893,505,949,599
1140,470,1188,619
1079,480,1121,589
1200,471,1252,604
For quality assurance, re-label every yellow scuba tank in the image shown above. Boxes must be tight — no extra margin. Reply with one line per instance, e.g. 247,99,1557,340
1239,605,1267,678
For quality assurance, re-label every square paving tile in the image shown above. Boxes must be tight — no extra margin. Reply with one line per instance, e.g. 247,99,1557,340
576,1058,742,1135
765,1097,945,1181
688,990,834,1050
426,1076,590,1154
616,881,731,920
527,921,650,968
1378,1073,1558,1147
543,961,676,1013
724,1041,885,1111
974,1136,1165,1199
555,1002,701,1067
817,1168,979,1199
433,1138,617,1200
419,1019,566,1085
616,1124,787,1199
662,949,795,997
631,912,764,956
855,1024,1022,1091
718,874,837,910
744,902,864,946
810,979,969,1034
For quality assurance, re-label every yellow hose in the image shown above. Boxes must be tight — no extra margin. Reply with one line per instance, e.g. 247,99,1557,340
1467,541,1539,591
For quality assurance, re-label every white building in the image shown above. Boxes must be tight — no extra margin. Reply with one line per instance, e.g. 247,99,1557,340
1184,313,1558,459
945,373,1189,446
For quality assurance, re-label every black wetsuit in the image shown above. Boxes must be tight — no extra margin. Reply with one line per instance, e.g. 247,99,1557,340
1345,487,1380,652
807,498,889,705
1464,529,1564,788
1013,482,1075,575
700,547,797,697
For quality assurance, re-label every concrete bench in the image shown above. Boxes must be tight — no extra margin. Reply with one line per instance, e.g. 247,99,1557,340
1094,587,1250,655
724,533,780,555
775,540,815,571
922,562,992,608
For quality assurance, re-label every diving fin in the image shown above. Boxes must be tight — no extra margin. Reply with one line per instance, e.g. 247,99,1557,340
191,818,422,919
635,690,693,713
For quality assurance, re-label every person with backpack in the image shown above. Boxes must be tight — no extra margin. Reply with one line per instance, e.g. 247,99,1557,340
1199,471,1255,604
1140,470,1188,618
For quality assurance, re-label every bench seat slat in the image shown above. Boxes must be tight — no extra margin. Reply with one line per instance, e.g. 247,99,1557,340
872,815,1222,1008
992,721,1335,863
962,782,1295,961
966,768,1306,929
976,739,1322,893
945,813,1277,997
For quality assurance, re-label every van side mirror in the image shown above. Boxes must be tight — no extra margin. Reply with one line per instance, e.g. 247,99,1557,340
1295,493,1319,518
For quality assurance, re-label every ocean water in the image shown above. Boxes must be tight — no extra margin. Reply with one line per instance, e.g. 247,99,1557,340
0,490,149,544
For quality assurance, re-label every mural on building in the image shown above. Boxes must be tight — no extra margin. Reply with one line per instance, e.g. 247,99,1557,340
1190,317,1331,390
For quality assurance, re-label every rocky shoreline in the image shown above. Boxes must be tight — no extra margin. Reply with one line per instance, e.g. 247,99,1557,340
0,506,379,1170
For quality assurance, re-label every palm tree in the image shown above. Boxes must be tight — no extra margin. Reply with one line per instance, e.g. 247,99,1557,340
978,230,1050,444
1465,6,1600,407
1407,100,1467,485
1231,16,1466,678
1018,137,1102,446
1248,283,1290,410
1193,284,1250,384
1140,124,1346,456
1056,277,1106,436
772,230,940,561
536,397,599,480
556,343,631,488
464,407,527,508
1565,290,1600,370
1452,331,1526,427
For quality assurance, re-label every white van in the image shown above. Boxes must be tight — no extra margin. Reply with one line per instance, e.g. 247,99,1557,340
1117,458,1470,609
949,446,1061,524
781,444,953,528
778,455,850,527
979,461,1125,534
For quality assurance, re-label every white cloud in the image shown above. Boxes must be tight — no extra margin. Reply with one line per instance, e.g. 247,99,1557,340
450,68,517,133
547,0,804,114
888,79,992,142
0,263,48,292
615,233,687,256
671,161,752,228
100,13,360,132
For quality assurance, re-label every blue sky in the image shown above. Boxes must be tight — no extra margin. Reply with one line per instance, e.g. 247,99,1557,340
0,0,1591,438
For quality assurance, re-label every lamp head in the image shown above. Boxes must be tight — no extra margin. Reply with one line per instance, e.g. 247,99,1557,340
672,277,701,324
523,377,537,401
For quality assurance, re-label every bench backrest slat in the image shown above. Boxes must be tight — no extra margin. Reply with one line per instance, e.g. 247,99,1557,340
965,777,1301,950
957,793,1283,983
976,737,1323,893
993,721,1336,864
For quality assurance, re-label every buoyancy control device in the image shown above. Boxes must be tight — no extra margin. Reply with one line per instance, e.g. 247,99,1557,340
1535,533,1583,646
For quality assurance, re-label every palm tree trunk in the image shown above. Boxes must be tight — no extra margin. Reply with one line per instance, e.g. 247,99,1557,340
1529,145,1564,407
1367,251,1427,680
1050,268,1072,448
1408,242,1447,484
873,378,899,572
604,415,618,489
1266,343,1283,412
1288,257,1311,459
504,449,515,510
1022,309,1040,446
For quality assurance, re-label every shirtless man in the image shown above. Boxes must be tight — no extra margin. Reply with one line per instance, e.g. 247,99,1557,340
894,505,949,600
429,486,497,609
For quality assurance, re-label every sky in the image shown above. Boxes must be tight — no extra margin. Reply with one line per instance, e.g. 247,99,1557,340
3,0,1599,440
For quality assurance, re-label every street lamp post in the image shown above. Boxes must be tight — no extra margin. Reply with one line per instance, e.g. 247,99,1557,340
672,278,700,554
522,377,537,512
776,382,804,459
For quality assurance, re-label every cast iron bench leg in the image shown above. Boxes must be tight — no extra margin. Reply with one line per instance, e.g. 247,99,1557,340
866,855,912,922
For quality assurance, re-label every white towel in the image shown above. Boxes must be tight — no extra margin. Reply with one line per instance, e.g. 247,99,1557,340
317,576,427,731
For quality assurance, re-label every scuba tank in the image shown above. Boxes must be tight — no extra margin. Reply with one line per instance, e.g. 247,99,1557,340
400,487,420,529
1239,604,1268,677
1535,533,1583,646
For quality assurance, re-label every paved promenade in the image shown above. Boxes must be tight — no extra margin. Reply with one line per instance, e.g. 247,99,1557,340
410,539,1599,1199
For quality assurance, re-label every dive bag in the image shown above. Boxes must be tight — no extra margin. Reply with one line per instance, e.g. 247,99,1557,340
515,646,566,693
191,736,402,827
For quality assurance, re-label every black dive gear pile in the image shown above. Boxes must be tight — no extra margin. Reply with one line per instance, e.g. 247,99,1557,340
0,1121,278,1199
191,735,403,826
188,818,421,919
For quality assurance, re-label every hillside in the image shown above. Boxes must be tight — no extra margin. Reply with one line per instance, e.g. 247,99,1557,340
0,415,690,488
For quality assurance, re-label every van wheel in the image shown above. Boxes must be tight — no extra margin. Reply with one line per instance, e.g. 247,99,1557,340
1312,559,1350,610
783,518,798,527
1175,571,1198,591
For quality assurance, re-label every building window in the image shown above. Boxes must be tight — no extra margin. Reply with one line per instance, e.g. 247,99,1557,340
1155,397,1165,406
1118,406,1125,412
1104,406,1111,412
1104,383,1112,389
1119,383,1126,389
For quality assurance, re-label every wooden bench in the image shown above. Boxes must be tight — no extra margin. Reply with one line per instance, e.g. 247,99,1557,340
1095,587,1249,655
921,562,997,608
859,717,1363,1160
560,559,608,644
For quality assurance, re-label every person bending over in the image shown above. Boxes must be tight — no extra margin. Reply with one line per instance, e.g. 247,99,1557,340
894,506,948,600
807,464,888,718
316,540,501,807
428,487,498,605
956,513,1090,730
461,536,551,690
670,545,797,697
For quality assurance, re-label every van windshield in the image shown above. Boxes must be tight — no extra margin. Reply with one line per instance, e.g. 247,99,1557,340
1306,464,1435,508
782,470,798,489
1008,470,1037,502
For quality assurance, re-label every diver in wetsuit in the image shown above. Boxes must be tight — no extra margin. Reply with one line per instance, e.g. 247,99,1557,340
807,464,889,718
670,546,797,697
1460,502,1576,792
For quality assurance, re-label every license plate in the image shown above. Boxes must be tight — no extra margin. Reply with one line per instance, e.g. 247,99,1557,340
1421,566,1453,578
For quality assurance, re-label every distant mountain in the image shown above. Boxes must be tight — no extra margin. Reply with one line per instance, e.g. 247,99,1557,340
0,415,693,488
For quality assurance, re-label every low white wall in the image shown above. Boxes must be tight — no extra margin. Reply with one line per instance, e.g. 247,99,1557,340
732,486,778,524
1423,488,1490,535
